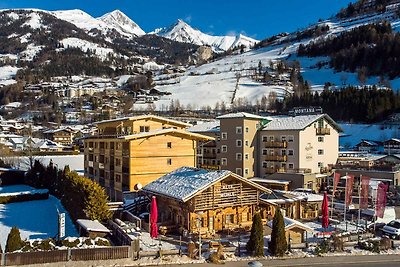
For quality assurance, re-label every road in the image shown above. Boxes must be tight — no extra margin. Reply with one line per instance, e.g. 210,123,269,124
141,254,400,267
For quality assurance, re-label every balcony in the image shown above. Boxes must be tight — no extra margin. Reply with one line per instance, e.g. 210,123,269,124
264,155,287,162
264,167,285,174
264,141,287,148
316,128,330,135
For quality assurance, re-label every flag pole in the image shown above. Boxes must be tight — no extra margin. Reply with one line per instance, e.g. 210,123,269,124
330,172,335,219
344,172,348,232
358,175,362,238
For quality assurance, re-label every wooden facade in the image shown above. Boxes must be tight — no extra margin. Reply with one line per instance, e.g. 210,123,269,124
84,115,213,201
143,171,272,236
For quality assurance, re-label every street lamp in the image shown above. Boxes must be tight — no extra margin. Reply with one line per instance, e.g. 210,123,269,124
196,211,204,260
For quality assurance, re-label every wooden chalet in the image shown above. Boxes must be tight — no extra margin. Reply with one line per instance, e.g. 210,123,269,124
266,217,313,244
142,167,272,236
259,190,323,220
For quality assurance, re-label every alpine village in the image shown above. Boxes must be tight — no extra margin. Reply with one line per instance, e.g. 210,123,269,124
2,0,400,266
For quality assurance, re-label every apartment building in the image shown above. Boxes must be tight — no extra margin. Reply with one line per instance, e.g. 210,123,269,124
215,112,341,180
188,121,220,169
84,115,213,201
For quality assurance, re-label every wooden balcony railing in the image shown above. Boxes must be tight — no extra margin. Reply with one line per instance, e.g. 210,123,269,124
264,155,287,162
316,128,330,135
264,141,287,148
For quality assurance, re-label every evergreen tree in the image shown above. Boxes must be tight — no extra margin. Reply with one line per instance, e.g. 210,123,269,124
246,212,264,256
269,208,287,256
6,227,23,252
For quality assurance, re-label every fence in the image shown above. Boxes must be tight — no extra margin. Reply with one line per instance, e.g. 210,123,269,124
0,246,131,266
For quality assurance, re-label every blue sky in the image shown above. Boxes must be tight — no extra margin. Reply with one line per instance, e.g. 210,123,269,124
0,0,355,39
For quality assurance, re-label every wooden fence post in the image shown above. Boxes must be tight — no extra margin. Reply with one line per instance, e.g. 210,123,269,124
67,249,71,261
1,252,5,266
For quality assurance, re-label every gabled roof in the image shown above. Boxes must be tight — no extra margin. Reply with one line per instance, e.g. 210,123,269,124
267,217,313,232
142,166,271,202
119,128,214,141
262,114,342,132
95,115,191,127
217,112,267,120
188,121,220,133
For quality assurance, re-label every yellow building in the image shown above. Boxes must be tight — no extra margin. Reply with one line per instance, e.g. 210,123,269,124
84,115,213,201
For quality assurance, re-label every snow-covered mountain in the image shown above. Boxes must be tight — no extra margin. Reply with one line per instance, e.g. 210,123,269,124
98,9,145,37
154,19,259,52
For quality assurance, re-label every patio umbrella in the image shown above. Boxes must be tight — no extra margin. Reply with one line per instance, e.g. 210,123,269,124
322,191,329,232
150,196,158,238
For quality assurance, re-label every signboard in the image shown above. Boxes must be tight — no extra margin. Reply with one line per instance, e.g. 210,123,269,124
59,213,65,239
289,106,323,116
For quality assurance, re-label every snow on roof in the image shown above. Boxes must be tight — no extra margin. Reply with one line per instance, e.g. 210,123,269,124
276,190,323,202
262,114,342,132
250,177,290,185
217,112,267,120
143,167,231,202
143,167,271,202
267,217,313,232
95,115,191,127
76,219,110,233
188,121,220,133
119,128,214,141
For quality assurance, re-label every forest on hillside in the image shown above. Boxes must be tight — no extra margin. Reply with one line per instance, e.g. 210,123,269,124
298,22,400,79
277,86,400,123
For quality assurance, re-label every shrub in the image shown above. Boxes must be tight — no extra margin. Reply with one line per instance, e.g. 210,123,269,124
0,191,49,204
246,213,264,256
359,240,380,253
187,241,196,259
269,209,287,256
314,239,330,256
94,238,110,246
6,226,24,252
332,235,344,252
61,238,80,248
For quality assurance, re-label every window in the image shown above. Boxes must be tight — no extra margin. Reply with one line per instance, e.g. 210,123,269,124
226,214,234,224
236,140,242,147
318,162,324,168
281,149,286,156
236,168,242,176
318,149,324,155
221,145,227,153
318,136,324,142
281,136,286,142
140,126,150,132
262,136,268,142
167,158,172,165
269,136,274,142
288,149,294,156
262,149,268,155
288,135,294,142
244,168,249,175
318,119,324,128
167,142,172,148
262,161,268,168
236,127,242,134
281,163,287,168
221,158,227,166
288,163,294,169
221,132,227,140
245,127,249,133
236,153,242,160
245,140,249,146
116,158,121,166
115,174,121,183
245,153,249,160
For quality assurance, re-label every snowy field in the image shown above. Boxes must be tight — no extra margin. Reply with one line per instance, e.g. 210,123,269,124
339,123,400,148
0,184,78,248
3,154,84,172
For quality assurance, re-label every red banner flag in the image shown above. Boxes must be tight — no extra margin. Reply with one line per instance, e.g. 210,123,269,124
333,172,341,197
375,182,388,218
345,174,354,206
360,176,370,209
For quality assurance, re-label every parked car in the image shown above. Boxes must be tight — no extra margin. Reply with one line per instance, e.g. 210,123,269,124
382,220,400,239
